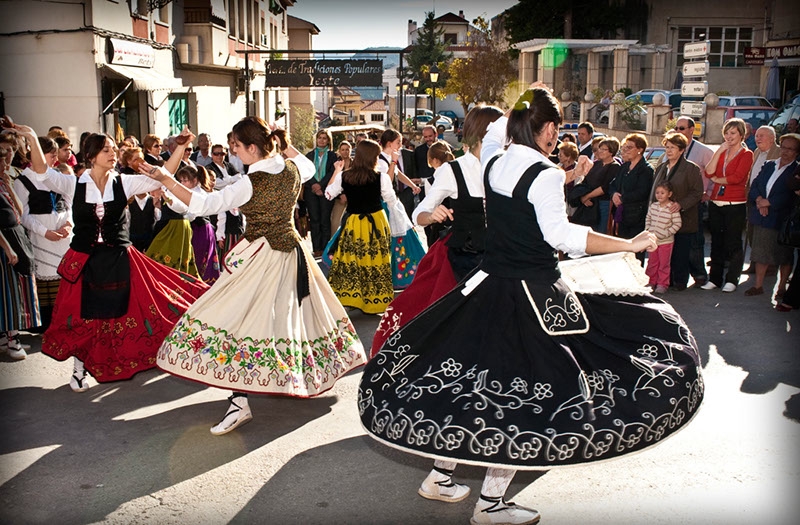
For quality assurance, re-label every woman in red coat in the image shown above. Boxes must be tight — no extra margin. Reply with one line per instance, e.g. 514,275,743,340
701,118,753,293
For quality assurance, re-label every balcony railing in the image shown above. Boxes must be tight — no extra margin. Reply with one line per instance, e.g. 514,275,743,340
184,7,226,27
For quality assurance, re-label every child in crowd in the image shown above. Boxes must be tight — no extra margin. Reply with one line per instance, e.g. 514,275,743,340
645,181,682,293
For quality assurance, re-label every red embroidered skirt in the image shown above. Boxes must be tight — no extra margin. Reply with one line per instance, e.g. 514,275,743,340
42,247,208,382
370,235,457,358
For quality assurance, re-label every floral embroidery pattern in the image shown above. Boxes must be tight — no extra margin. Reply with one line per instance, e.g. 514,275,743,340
159,314,365,395
359,306,703,468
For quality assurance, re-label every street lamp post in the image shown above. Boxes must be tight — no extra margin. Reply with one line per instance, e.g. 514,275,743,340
412,77,420,129
429,64,439,121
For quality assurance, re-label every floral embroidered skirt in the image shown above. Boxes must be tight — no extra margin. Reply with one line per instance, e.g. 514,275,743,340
157,237,367,396
42,247,207,382
327,210,394,315
146,219,199,277
370,235,457,358
359,271,704,469
191,221,220,284
383,202,425,290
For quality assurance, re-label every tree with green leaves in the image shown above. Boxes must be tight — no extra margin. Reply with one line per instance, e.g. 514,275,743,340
406,12,452,98
442,16,516,114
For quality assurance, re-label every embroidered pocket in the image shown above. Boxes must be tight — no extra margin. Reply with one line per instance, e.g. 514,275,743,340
57,249,89,283
522,279,590,335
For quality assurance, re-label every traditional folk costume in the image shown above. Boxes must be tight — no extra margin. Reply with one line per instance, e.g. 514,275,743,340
187,186,220,284
359,116,703,521
14,168,73,329
28,168,207,388
377,154,425,289
216,207,246,257
127,194,158,252
145,193,198,277
1,175,41,357
324,170,394,315
156,154,365,426
371,152,485,357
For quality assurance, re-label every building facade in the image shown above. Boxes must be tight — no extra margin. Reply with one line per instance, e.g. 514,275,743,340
510,0,800,105
0,0,295,148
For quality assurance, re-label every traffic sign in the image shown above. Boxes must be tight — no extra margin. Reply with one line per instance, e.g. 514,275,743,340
683,61,709,77
684,41,710,59
681,81,708,97
680,101,706,118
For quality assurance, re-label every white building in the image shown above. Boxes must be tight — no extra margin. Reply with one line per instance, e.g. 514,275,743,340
0,0,295,148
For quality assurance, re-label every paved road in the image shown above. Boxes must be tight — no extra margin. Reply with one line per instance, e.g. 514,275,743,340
1,267,798,524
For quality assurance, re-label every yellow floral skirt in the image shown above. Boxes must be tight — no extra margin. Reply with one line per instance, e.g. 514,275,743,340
328,210,393,314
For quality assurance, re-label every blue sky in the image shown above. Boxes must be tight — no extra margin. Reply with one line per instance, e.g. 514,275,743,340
289,0,519,50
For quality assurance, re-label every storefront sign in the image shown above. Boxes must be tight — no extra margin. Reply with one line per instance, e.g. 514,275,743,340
744,44,800,65
264,59,383,87
108,38,155,68
744,47,766,65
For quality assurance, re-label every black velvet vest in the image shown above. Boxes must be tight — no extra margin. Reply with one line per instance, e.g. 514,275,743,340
445,160,485,252
479,156,560,282
70,176,131,252
128,196,156,239
343,173,383,215
16,174,65,215
225,210,245,235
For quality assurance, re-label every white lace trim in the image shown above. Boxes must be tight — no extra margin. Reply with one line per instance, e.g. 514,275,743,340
558,252,651,296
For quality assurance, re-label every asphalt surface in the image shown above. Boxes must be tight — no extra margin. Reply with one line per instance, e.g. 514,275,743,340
1,255,798,524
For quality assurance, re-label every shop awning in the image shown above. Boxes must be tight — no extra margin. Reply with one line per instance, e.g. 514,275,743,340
103,63,182,91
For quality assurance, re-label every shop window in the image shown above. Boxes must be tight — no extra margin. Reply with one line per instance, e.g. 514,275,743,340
677,26,752,68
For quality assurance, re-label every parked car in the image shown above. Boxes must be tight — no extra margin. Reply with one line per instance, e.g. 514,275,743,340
723,106,777,130
766,94,800,136
644,146,666,168
438,110,461,127
717,96,772,107
627,89,672,105
598,104,647,125
414,114,454,130
558,127,605,142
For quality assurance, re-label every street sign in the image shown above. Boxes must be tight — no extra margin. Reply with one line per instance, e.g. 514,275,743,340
684,41,710,59
681,81,708,97
683,61,709,77
680,101,706,118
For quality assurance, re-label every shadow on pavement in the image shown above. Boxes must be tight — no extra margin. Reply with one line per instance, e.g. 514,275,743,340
664,275,800,422
0,369,336,524
230,435,546,525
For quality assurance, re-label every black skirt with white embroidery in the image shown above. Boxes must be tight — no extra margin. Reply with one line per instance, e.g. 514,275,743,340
358,268,704,469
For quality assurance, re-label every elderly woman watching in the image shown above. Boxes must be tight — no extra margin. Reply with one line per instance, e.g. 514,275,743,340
650,131,704,290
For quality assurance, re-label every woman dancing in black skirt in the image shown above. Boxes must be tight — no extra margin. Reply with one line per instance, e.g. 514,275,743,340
359,87,704,525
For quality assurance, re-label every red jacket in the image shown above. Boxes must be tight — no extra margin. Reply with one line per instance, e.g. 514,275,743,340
705,147,753,203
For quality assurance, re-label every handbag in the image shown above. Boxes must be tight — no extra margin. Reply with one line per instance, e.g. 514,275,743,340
777,203,800,248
